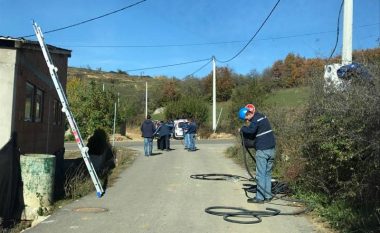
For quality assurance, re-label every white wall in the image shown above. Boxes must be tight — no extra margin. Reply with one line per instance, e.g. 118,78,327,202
0,48,16,148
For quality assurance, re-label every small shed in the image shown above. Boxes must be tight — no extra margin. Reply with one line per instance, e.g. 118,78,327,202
0,36,71,223
0,36,71,154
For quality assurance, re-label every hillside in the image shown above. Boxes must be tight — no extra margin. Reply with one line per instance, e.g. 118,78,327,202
67,67,168,102
264,86,310,107
69,67,148,79
68,67,155,85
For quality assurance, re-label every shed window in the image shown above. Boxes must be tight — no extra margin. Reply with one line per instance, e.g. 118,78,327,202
24,83,34,121
24,82,44,123
35,89,43,122
53,99,63,125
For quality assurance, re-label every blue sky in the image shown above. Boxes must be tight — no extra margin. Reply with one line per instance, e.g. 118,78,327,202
1,0,379,78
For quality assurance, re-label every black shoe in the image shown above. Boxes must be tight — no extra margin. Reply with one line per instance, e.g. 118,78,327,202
264,198,273,203
247,198,264,204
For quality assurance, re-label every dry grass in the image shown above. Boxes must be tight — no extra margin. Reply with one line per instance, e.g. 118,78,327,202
62,146,137,199
106,147,138,186
50,146,138,215
208,132,235,139
125,127,143,141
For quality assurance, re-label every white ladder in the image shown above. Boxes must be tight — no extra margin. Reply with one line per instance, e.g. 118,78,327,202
32,22,104,197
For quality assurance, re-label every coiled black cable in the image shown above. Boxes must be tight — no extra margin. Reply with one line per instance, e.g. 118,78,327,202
189,131,309,224
190,174,252,182
205,206,280,224
239,131,308,212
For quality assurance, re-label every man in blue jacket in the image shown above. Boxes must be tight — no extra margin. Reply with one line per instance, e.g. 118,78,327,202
239,105,276,203
158,121,171,151
187,118,197,152
141,115,156,157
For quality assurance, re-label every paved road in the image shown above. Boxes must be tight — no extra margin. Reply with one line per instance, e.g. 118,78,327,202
64,139,235,151
27,141,322,233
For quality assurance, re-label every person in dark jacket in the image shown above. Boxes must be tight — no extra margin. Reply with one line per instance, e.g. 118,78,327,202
157,121,171,151
155,121,163,150
239,105,276,204
141,115,156,157
166,120,174,149
187,118,197,151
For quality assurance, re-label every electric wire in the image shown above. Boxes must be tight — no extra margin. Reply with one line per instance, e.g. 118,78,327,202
21,0,147,38
60,22,379,49
239,132,308,209
189,174,251,182
45,22,377,49
217,0,281,63
186,58,213,77
190,131,308,224
125,58,211,72
327,0,344,61
64,41,244,48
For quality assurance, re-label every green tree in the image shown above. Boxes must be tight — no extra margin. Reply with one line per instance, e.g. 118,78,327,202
202,67,236,101
179,76,203,98
67,79,117,138
227,78,269,130
164,96,208,127
160,80,181,103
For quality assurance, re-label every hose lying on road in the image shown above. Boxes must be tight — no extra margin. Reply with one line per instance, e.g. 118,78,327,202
205,206,280,224
189,132,308,224
190,173,308,224
239,132,307,206
190,174,252,182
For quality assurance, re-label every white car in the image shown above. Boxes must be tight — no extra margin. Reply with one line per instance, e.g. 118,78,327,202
173,119,188,139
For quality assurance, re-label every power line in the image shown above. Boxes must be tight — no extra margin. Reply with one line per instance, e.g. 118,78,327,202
21,0,147,38
57,22,380,48
125,58,211,72
327,0,344,61
259,23,379,41
186,58,213,77
217,0,281,63
64,41,244,48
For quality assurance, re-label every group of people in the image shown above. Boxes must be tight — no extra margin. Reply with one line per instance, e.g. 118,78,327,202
140,115,197,156
141,104,276,205
155,120,173,151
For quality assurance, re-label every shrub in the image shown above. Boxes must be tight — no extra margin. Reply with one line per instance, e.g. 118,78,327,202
164,96,208,127
64,133,75,142
87,128,110,155
261,105,306,182
301,69,380,231
227,78,269,132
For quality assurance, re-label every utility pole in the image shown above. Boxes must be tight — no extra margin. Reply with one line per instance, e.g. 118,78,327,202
323,0,354,88
342,0,353,65
214,107,223,134
112,102,117,147
145,82,148,118
212,56,216,131
117,92,120,107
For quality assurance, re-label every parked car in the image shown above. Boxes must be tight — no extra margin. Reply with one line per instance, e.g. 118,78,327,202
173,119,188,139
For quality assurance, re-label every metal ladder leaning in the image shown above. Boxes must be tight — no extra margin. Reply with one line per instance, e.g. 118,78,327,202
32,22,104,197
